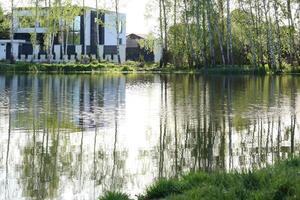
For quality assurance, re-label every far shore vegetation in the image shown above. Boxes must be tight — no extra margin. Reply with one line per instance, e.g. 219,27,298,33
1,0,300,74
0,60,299,75
99,157,300,200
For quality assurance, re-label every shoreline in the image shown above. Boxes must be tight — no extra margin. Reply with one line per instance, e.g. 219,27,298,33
1,62,300,75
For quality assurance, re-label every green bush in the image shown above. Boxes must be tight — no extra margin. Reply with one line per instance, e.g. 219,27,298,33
139,179,189,200
99,191,131,200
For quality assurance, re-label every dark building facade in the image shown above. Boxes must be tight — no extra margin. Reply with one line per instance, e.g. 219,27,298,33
126,33,154,62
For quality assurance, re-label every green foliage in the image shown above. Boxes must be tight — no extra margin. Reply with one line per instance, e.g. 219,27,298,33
139,157,300,200
164,0,300,71
0,61,297,75
98,191,130,200
121,66,134,72
138,33,156,53
0,5,9,39
139,179,189,200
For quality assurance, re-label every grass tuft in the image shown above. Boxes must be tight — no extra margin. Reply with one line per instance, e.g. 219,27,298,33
98,191,131,200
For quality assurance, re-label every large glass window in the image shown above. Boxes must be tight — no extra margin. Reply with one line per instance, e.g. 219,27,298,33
68,16,81,45
19,16,35,28
73,16,81,32
118,21,123,34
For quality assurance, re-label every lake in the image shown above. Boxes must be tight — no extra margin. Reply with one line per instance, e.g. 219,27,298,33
0,74,299,199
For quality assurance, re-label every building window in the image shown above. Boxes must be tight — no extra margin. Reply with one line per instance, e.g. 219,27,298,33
119,38,122,45
118,21,123,34
73,16,81,32
19,16,35,28
68,16,81,45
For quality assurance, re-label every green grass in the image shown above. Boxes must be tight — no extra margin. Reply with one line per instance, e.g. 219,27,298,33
138,158,300,200
0,60,299,75
99,191,131,200
97,158,300,200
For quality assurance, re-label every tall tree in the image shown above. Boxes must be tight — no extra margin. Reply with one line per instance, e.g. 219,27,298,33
226,0,233,65
286,0,295,65
183,0,194,67
114,0,121,64
30,0,43,61
62,2,81,59
206,0,216,66
95,0,100,59
82,0,86,56
273,0,282,69
9,0,14,63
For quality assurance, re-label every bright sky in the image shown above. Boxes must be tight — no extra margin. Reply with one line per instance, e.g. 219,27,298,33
82,0,156,34
1,0,157,34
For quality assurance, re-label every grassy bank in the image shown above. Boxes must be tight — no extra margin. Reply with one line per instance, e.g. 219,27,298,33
0,61,294,75
99,157,300,200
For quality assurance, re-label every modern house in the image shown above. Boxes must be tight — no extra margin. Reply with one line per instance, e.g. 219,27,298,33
126,33,162,63
0,7,126,63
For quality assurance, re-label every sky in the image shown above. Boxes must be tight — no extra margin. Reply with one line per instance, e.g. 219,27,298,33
83,0,157,34
1,0,157,34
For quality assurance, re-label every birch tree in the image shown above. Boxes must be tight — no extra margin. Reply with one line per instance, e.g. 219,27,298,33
9,0,14,63
114,0,121,64
226,0,233,65
30,0,42,61
62,2,81,59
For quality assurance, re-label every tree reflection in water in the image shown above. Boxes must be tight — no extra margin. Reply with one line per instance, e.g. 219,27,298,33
0,74,299,199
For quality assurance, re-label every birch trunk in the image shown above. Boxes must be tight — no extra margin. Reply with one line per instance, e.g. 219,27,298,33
162,0,168,51
83,0,86,56
255,0,264,67
249,0,258,67
10,0,14,63
33,0,38,61
286,0,295,65
172,0,177,66
184,0,194,67
159,0,164,67
161,0,168,67
115,0,121,64
273,0,282,70
215,22,226,66
262,0,276,70
226,0,233,65
65,29,69,59
195,0,202,67
206,0,216,66
59,0,63,60
202,0,208,66
96,0,100,60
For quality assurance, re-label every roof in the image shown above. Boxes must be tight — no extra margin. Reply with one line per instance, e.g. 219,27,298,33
13,6,126,16
127,33,148,40
126,33,148,48
0,40,26,43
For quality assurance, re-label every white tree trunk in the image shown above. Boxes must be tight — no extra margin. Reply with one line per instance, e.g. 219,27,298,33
10,0,14,63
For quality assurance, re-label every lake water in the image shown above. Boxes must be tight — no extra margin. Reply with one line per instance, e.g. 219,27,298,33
0,74,299,199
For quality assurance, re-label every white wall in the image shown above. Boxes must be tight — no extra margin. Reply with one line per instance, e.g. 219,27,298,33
154,41,162,63
119,45,126,63
104,12,126,46
85,10,91,46
0,43,6,60
12,43,19,59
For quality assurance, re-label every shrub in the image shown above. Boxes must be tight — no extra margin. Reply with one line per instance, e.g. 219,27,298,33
99,191,130,200
140,179,188,200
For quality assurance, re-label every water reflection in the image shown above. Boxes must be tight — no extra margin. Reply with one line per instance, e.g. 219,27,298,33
0,74,299,199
